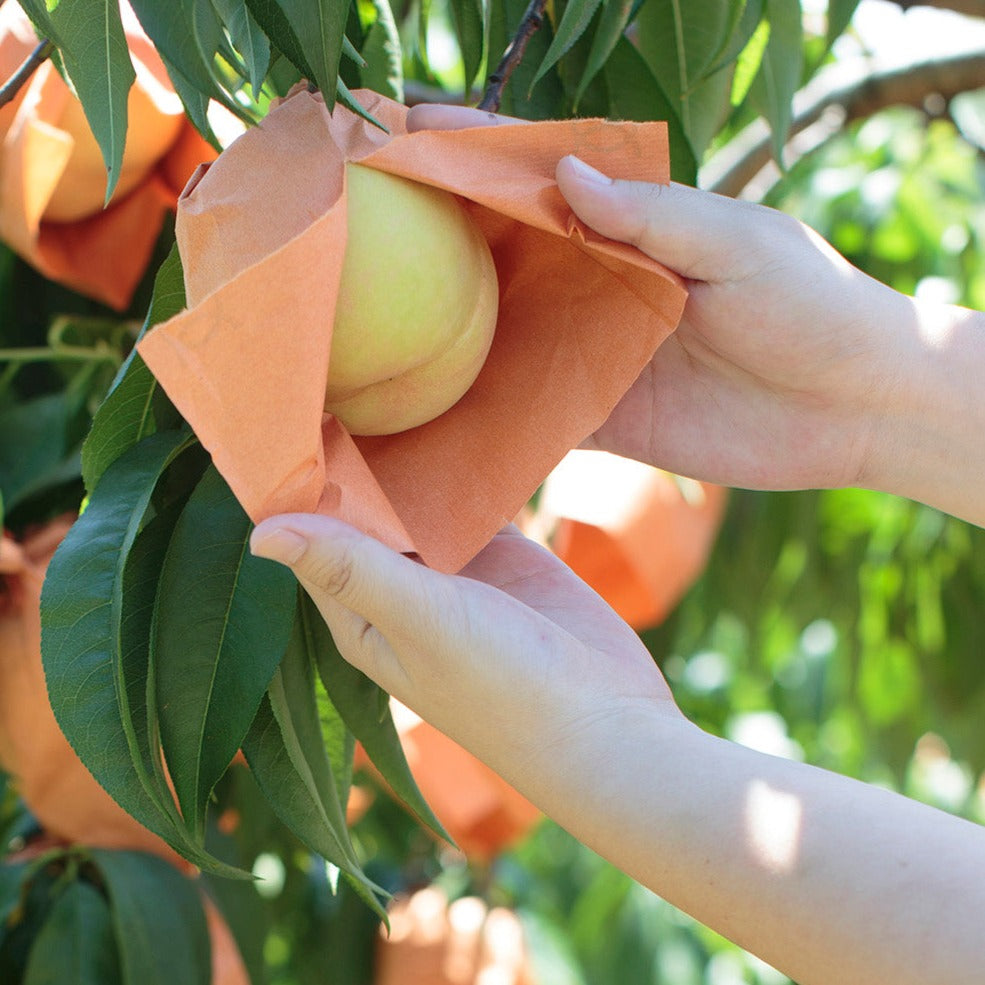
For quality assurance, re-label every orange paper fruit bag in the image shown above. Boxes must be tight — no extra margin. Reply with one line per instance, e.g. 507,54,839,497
540,450,727,630
138,88,687,572
0,1,217,309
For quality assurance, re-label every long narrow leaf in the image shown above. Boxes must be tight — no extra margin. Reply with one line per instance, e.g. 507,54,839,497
533,0,602,91
49,0,134,203
447,0,485,91
603,37,697,185
360,0,403,102
40,432,244,876
154,465,296,837
22,882,121,985
275,0,347,106
242,693,388,918
212,0,271,96
275,595,352,821
305,593,450,843
574,0,634,108
82,244,185,495
91,850,210,985
749,0,803,166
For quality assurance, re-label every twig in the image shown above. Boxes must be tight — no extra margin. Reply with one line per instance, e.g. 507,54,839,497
888,0,985,17
0,38,53,112
477,0,549,112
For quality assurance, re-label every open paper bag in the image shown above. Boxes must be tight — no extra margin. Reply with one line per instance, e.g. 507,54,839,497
138,88,688,572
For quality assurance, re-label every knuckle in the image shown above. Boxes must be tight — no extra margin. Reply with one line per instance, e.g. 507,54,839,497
306,543,358,601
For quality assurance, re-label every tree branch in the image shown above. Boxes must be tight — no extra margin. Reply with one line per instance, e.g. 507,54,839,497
887,0,985,18
702,42,985,198
477,0,549,112
0,38,52,112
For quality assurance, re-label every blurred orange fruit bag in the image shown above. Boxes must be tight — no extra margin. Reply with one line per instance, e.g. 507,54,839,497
536,450,728,631
0,1,218,309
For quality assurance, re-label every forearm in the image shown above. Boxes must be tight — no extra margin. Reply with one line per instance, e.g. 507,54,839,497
493,706,985,985
865,298,985,527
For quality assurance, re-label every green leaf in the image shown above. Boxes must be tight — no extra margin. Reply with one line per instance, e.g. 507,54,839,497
127,0,250,128
574,0,634,109
826,0,859,48
23,881,121,985
702,0,765,82
533,0,603,92
118,504,190,834
447,0,485,91
749,0,803,166
361,0,403,102
316,675,356,808
0,864,63,982
274,0,347,106
487,0,563,119
154,465,297,838
0,862,29,928
0,393,79,512
603,37,697,185
244,0,315,83
212,0,272,97
274,596,352,821
730,16,770,108
13,0,63,48
48,0,135,204
90,850,210,985
40,431,243,875
633,0,736,160
82,244,185,496
305,593,451,843
242,693,388,918
160,55,221,147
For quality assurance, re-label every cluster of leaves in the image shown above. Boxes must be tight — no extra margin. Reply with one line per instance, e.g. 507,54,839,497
0,786,213,985
38,248,450,917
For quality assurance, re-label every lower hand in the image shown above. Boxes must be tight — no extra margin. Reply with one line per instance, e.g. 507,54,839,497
250,515,679,786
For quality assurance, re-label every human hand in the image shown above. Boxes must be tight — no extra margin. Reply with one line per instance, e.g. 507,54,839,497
406,105,920,496
250,514,679,791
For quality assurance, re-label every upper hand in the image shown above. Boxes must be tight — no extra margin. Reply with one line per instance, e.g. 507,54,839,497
406,104,917,494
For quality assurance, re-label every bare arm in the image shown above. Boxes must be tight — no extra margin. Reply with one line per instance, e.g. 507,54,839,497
251,518,985,985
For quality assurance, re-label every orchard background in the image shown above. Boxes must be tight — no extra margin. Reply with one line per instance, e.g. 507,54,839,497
2,0,985,983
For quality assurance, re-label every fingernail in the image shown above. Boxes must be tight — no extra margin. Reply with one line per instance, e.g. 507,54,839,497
567,155,612,185
250,527,309,565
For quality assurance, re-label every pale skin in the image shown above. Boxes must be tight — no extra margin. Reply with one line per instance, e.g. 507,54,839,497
252,105,985,985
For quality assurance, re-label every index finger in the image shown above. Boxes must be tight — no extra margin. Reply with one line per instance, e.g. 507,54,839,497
405,103,531,132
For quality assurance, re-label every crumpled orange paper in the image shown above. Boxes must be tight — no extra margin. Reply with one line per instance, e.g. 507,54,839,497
0,1,217,310
137,87,688,573
536,450,727,630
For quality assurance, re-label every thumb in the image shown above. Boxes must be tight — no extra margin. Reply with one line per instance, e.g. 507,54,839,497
556,155,766,282
249,514,455,687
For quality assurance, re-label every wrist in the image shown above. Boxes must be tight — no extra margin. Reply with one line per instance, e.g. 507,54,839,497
861,296,985,526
